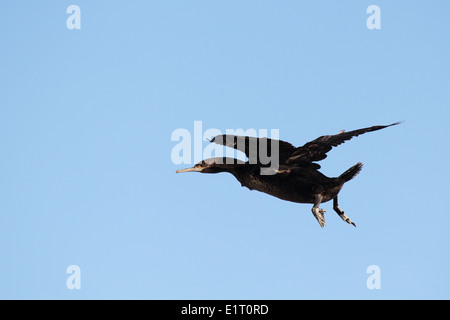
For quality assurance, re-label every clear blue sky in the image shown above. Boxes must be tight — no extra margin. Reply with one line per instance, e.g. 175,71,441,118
1,1,449,299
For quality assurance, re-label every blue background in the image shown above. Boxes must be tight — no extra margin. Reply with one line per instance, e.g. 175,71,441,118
1,1,449,299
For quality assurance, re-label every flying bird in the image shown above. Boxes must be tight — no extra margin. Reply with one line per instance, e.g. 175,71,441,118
176,123,400,228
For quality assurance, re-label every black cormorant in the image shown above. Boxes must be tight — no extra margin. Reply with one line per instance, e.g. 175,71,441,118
176,123,400,228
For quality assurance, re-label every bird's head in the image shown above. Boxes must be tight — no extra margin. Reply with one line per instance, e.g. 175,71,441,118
176,157,245,174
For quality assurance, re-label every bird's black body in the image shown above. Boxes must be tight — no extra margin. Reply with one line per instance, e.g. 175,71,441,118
229,163,340,203
177,123,400,227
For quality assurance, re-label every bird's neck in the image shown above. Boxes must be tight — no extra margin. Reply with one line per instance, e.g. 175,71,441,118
228,164,259,187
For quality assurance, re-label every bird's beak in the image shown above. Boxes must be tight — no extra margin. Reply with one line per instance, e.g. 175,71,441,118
176,166,204,173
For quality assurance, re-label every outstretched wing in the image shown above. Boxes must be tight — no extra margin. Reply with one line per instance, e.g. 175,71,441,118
285,122,401,165
210,122,400,166
210,135,296,165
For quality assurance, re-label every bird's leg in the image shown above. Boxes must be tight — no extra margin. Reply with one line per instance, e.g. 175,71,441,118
333,197,357,227
311,195,326,228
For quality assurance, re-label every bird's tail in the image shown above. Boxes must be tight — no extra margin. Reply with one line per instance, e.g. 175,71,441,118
338,162,363,183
